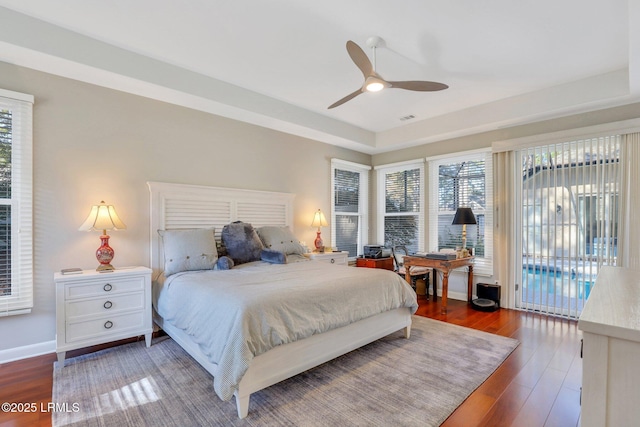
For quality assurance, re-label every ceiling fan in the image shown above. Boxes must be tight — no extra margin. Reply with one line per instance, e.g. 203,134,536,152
328,36,448,109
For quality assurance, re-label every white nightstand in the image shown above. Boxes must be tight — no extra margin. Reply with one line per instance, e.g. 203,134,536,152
54,266,152,366
303,251,348,265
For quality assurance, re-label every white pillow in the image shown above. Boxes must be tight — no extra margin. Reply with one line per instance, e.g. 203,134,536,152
158,228,218,276
257,226,305,255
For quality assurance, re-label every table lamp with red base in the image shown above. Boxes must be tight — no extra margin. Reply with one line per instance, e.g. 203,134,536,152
79,201,127,271
310,209,328,252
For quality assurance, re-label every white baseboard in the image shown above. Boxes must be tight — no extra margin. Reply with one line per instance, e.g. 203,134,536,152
0,340,55,364
446,290,471,301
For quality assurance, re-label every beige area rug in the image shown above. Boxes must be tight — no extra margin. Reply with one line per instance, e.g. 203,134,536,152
52,316,518,427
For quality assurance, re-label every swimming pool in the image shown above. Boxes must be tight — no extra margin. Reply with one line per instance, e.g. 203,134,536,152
520,263,596,315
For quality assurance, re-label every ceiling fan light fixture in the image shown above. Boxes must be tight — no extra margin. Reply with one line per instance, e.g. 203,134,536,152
364,76,386,92
366,81,384,92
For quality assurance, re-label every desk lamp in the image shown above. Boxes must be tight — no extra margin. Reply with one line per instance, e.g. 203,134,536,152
452,207,477,250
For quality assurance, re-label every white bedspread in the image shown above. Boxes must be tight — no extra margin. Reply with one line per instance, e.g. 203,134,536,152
154,260,418,401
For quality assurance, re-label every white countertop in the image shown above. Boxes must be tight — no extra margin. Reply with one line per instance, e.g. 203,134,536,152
578,266,640,342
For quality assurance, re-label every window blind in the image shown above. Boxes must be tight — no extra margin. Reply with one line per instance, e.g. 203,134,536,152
0,89,34,317
376,160,424,254
516,136,621,318
331,159,370,257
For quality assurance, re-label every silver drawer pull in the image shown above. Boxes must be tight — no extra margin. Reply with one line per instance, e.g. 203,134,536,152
331,258,335,264
103,301,113,309
103,283,113,292
104,320,113,329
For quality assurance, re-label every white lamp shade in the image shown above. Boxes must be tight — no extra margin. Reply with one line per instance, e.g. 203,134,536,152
310,209,328,227
78,201,127,232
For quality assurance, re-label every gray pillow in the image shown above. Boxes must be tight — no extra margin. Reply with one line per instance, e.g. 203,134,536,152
221,221,264,265
256,226,305,255
158,228,218,276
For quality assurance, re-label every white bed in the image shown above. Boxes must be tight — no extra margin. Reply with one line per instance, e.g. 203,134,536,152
148,181,416,418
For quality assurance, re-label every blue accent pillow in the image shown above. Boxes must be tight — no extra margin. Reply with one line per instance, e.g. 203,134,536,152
221,221,265,265
261,248,286,264
214,255,235,270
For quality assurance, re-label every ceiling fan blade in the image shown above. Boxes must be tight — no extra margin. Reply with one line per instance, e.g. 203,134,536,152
388,81,449,91
346,40,373,78
328,89,363,109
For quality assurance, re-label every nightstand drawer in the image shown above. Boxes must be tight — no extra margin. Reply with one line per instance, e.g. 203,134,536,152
66,291,145,319
65,276,145,299
317,255,344,264
65,311,145,343
303,251,348,265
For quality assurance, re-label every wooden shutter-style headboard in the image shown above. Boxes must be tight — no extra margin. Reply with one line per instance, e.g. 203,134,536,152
148,182,295,275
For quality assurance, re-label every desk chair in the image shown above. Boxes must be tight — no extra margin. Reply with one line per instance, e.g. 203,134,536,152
392,246,436,299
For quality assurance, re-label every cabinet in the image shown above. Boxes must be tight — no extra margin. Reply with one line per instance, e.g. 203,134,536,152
54,266,152,365
578,266,640,427
303,251,348,265
356,257,394,270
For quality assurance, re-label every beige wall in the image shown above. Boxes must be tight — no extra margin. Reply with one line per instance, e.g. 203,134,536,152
2,57,639,355
0,62,370,352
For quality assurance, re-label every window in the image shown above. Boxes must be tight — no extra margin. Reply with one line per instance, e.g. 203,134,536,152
376,160,424,254
429,150,493,274
331,159,370,258
0,89,33,317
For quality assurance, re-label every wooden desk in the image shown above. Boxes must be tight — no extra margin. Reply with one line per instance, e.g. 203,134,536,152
403,256,474,314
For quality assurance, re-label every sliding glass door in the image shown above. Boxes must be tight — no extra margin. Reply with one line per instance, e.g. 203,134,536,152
515,137,621,318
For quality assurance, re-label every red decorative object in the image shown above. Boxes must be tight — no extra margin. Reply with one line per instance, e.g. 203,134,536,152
310,209,328,252
314,230,324,251
96,234,115,271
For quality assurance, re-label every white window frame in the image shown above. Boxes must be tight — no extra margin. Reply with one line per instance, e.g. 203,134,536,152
330,159,370,259
428,149,493,275
0,88,34,317
375,159,425,253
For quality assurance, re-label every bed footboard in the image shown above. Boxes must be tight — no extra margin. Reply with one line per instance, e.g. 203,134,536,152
232,307,412,418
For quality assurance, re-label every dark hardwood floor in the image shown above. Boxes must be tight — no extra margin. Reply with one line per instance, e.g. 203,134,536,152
418,298,582,427
0,297,582,427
